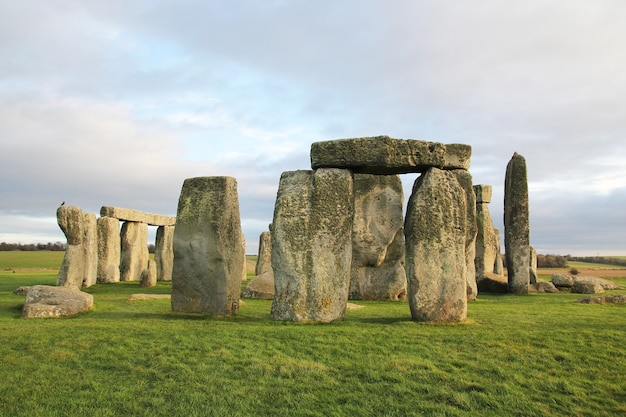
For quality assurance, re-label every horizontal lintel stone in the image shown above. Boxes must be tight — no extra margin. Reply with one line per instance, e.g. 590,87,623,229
100,206,175,226
310,136,471,174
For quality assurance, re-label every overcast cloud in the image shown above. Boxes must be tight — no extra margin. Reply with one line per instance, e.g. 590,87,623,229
1,0,625,255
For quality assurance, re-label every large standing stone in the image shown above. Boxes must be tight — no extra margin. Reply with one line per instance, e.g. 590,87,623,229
349,174,407,301
82,212,98,287
453,170,478,301
255,231,272,276
311,136,471,174
404,168,468,322
97,216,120,283
57,205,97,288
140,259,157,288
155,225,175,281
270,169,353,322
119,221,149,282
504,152,530,294
474,184,501,285
171,176,244,316
22,285,93,318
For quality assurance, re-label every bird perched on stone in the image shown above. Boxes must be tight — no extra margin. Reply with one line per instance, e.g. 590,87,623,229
61,201,65,206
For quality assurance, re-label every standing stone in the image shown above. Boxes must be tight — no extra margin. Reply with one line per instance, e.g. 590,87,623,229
504,152,530,294
140,259,157,288
120,221,149,282
474,185,500,284
81,212,98,288
454,170,478,301
171,176,244,316
270,169,353,322
57,205,86,288
493,230,504,275
349,174,407,301
405,168,468,322
529,246,538,284
97,216,121,283
255,231,272,276
155,225,175,281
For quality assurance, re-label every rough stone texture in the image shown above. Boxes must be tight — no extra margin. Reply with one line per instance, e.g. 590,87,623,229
270,169,353,322
574,276,622,290
404,168,468,322
255,231,272,276
349,174,407,301
171,176,244,316
56,205,86,288
97,216,120,283
22,285,93,318
504,152,530,294
474,185,500,282
82,212,98,287
119,221,149,282
571,281,605,294
529,281,559,293
477,272,509,293
311,136,471,174
529,246,538,284
241,271,275,299
454,170,478,301
551,273,575,287
494,231,504,275
140,260,157,288
100,206,175,226
155,225,175,281
578,294,626,304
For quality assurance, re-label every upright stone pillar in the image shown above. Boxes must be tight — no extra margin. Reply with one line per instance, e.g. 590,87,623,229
270,169,353,323
97,216,121,283
494,230,504,275
57,205,86,288
349,173,406,301
255,231,272,276
474,185,500,281
82,212,98,287
155,225,175,281
504,152,530,294
171,176,244,316
405,168,468,322
120,221,149,282
454,170,478,301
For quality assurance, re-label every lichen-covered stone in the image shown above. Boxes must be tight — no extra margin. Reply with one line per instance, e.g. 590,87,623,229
119,221,149,282
140,259,157,288
56,205,97,288
97,216,120,283
474,185,500,283
241,271,274,299
454,170,478,301
311,136,471,174
100,206,175,226
270,169,353,322
82,212,98,287
155,225,174,281
22,285,93,318
171,176,244,316
504,152,530,294
255,231,272,276
405,168,468,322
349,174,407,301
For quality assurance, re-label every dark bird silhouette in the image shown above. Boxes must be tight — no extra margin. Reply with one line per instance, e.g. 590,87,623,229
61,201,65,206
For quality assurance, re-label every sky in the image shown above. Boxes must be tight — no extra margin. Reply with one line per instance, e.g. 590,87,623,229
1,0,625,256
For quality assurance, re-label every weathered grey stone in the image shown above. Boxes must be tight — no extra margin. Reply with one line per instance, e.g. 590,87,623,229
56,205,87,288
454,170,478,301
578,294,626,304
474,185,500,281
82,212,98,287
529,246,538,284
119,221,149,282
551,273,575,287
171,176,244,316
349,174,407,301
22,285,93,318
311,136,471,174
571,281,605,294
155,225,175,281
574,276,623,290
241,271,275,299
140,260,157,288
270,169,353,322
255,231,272,276
100,206,175,226
477,272,508,293
529,280,559,293
405,168,468,322
97,216,120,283
504,152,530,294
494,231,504,275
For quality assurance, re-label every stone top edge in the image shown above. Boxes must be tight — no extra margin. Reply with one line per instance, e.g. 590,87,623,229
100,206,176,226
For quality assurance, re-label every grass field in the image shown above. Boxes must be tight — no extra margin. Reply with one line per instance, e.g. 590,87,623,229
1,252,625,416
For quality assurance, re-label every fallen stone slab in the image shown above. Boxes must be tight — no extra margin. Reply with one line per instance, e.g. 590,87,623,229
477,272,508,293
127,294,172,301
577,294,626,304
22,285,93,318
241,271,275,300
310,136,471,174
571,281,605,294
529,281,560,293
100,206,176,226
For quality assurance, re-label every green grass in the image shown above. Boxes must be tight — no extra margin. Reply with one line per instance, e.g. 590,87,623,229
1,252,626,416
568,260,626,270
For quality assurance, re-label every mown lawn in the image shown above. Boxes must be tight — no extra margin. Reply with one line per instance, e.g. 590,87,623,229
0,252,625,416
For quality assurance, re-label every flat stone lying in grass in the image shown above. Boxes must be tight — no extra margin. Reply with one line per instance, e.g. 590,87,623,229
552,274,623,290
241,271,274,300
571,281,605,294
21,285,93,318
128,294,172,301
528,281,559,293
577,294,626,304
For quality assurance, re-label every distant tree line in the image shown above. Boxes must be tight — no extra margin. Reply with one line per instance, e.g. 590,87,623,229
568,256,626,268
536,254,569,268
0,242,67,251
